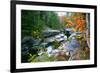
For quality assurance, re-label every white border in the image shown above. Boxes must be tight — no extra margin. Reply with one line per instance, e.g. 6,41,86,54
16,4,94,69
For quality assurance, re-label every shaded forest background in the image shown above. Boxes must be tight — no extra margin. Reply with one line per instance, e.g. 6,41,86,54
21,10,90,63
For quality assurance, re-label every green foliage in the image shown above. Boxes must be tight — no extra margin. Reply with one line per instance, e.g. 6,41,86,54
52,40,61,49
30,53,54,62
21,10,90,62
21,10,45,39
46,12,61,29
28,54,37,62
21,10,63,39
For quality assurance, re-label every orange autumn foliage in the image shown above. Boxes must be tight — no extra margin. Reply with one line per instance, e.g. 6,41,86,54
75,18,86,32
62,16,74,27
62,15,86,32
